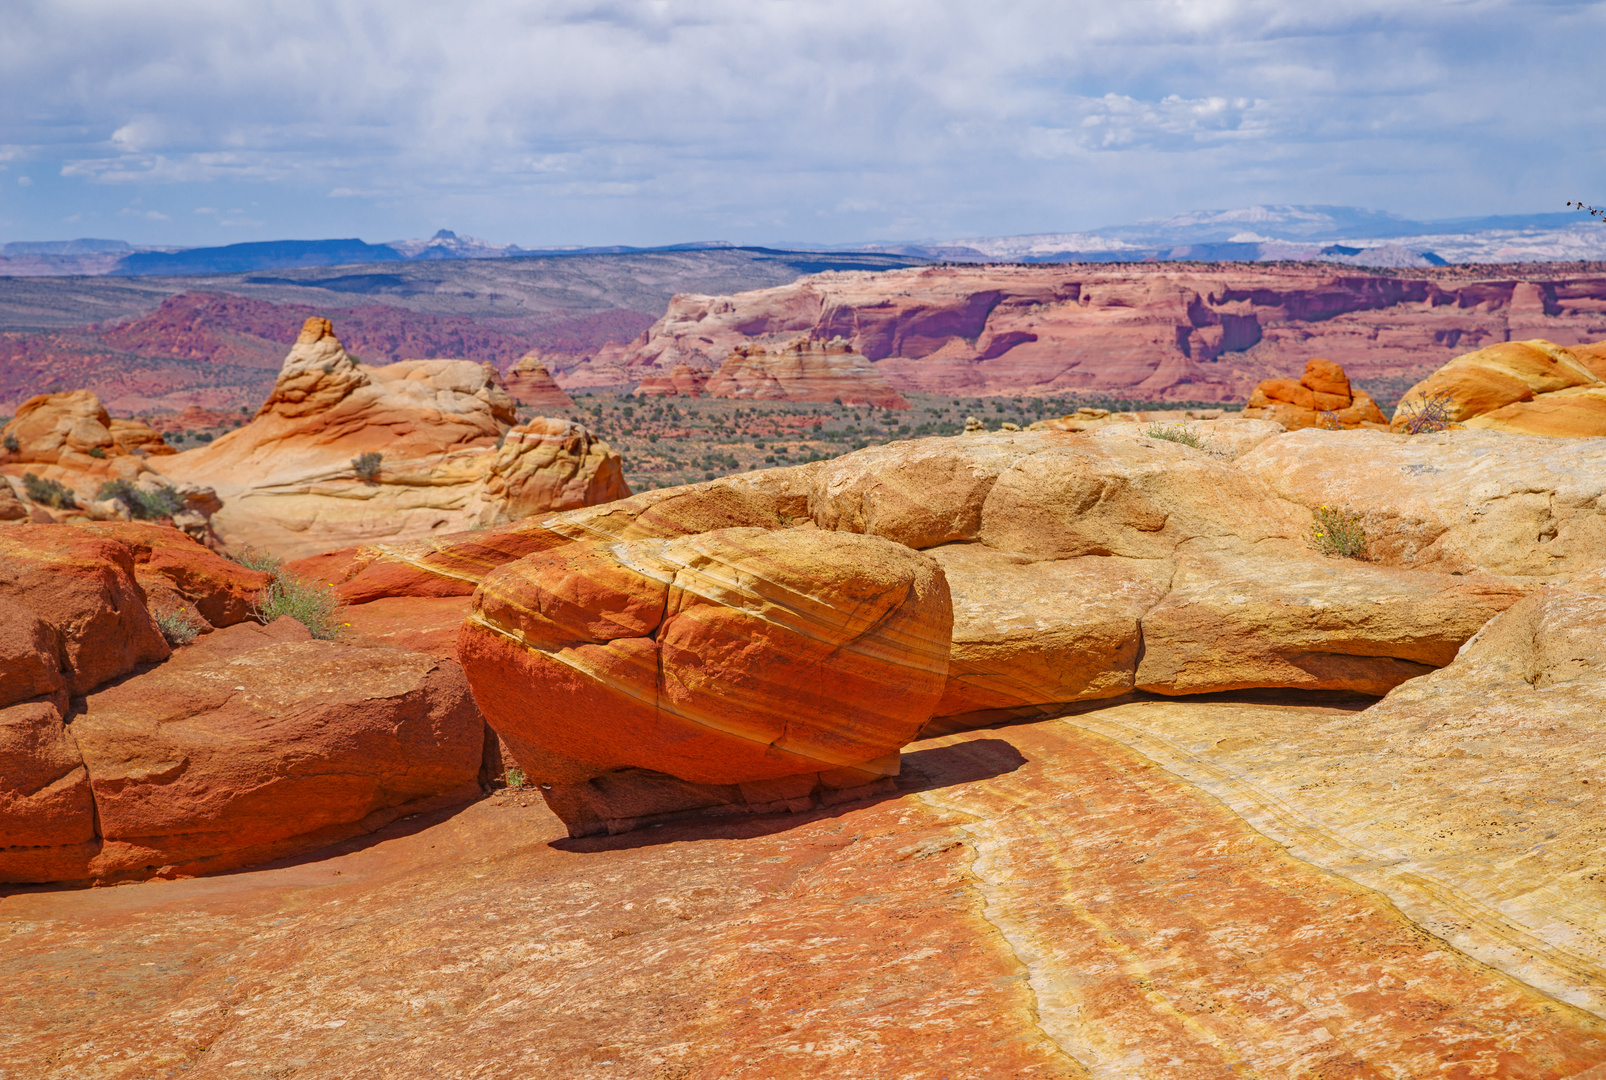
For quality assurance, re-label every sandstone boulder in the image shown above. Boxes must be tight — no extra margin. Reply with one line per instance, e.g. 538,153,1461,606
1242,358,1388,430
473,417,631,527
704,338,909,408
51,618,484,882
459,527,952,796
0,525,169,695
503,353,575,408
64,521,270,629
925,545,1169,729
1391,338,1606,435
153,317,628,559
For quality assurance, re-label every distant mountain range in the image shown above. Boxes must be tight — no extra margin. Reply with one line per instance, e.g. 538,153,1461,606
3,207,1604,278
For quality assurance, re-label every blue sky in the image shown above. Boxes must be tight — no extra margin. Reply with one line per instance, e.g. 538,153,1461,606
1,0,1602,247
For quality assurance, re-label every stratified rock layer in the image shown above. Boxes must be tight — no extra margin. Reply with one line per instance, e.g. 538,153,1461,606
153,317,628,558
502,353,574,409
588,264,1606,402
702,338,909,408
460,527,952,791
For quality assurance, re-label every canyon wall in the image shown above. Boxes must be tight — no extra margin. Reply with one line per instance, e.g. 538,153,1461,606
592,264,1606,403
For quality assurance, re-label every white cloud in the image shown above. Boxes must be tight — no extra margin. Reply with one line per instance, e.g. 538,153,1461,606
16,175,31,187
1,0,1602,242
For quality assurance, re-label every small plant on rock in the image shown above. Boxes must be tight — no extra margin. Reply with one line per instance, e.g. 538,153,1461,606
1145,421,1206,448
231,546,284,576
153,607,206,646
22,472,77,509
505,767,527,789
1308,505,1367,559
1395,391,1457,435
251,574,346,640
95,479,184,521
2,433,19,454
352,450,383,483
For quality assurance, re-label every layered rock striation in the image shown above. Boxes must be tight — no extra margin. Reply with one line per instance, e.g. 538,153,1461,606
699,338,909,408
586,264,1606,401
0,390,220,540
503,352,574,409
153,317,629,559
1392,337,1606,435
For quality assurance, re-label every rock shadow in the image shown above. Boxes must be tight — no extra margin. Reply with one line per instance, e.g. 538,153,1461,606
549,737,1027,854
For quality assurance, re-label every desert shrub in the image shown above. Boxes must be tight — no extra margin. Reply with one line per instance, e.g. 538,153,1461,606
251,574,346,640
153,607,205,646
231,546,284,576
1395,391,1457,435
1146,421,1205,448
1308,505,1367,559
95,479,184,520
505,767,527,789
352,450,383,483
86,446,107,459
2,433,18,454
22,472,77,509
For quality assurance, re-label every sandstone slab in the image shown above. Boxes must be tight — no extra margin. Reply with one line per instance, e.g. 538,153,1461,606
926,544,1170,728
1135,544,1528,695
1236,428,1606,577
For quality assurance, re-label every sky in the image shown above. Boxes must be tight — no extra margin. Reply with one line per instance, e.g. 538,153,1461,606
1,0,1602,248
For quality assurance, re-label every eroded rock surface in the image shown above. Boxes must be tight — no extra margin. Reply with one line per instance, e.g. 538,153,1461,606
586,264,1606,401
503,353,575,409
702,338,909,408
460,527,952,834
154,317,629,558
0,524,485,885
1393,337,1606,436
1241,356,1388,430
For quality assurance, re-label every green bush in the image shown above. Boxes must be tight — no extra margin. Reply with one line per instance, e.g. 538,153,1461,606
95,479,184,521
4,433,21,454
251,575,346,640
231,546,284,576
22,473,77,509
1145,421,1206,448
153,608,205,646
86,446,107,459
352,450,383,483
1308,505,1367,559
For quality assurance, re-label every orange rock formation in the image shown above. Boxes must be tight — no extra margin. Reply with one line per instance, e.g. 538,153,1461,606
459,528,951,832
503,352,574,408
633,362,710,398
0,390,220,540
152,317,629,558
1241,357,1388,429
1392,337,1606,435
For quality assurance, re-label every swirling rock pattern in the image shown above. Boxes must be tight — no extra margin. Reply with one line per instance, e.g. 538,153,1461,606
460,527,952,794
